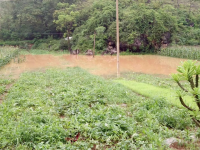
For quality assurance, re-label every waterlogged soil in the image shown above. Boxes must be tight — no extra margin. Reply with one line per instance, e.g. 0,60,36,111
0,54,188,79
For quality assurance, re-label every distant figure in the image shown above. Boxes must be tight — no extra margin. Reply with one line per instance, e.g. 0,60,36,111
72,49,80,55
85,49,93,55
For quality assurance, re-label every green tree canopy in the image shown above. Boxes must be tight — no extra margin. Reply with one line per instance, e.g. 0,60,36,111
54,3,79,52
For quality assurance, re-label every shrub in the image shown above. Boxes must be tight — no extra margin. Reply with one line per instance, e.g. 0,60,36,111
31,39,61,51
59,39,69,50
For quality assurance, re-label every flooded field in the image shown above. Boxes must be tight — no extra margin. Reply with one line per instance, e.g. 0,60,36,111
0,54,188,78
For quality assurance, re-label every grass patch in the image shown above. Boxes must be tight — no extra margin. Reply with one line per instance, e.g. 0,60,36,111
19,49,70,55
0,67,194,149
115,79,197,109
108,72,176,89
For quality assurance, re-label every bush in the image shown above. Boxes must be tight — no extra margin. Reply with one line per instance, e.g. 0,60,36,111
31,39,61,51
36,43,49,50
59,39,69,50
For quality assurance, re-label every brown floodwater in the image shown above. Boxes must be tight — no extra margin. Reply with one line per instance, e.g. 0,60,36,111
0,54,188,78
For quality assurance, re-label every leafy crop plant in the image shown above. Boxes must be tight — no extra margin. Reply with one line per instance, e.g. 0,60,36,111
172,60,200,127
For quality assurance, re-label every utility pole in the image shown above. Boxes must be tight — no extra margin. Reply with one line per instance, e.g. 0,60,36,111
116,0,120,78
93,32,96,58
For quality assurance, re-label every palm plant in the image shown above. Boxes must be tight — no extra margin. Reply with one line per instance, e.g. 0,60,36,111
172,60,200,127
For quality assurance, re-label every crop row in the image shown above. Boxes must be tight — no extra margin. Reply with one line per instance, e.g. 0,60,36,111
0,68,195,149
158,46,200,60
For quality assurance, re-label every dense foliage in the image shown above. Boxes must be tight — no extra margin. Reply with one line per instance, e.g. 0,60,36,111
0,0,200,52
71,0,178,52
0,0,76,40
0,68,194,149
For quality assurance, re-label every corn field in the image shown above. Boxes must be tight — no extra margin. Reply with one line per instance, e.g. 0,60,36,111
0,46,19,68
158,46,200,60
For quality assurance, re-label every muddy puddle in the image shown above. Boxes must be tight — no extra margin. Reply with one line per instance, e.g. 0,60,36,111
0,54,188,78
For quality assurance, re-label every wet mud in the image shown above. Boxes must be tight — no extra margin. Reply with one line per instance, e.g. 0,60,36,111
0,54,188,78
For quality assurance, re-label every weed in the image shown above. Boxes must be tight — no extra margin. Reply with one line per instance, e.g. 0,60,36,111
19,49,69,55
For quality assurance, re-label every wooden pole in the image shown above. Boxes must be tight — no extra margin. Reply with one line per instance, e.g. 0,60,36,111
116,0,120,77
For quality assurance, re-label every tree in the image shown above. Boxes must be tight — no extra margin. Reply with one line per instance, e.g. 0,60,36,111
0,0,75,40
71,0,116,51
54,3,79,52
92,26,106,56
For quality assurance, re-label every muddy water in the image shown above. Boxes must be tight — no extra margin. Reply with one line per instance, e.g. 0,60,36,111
0,54,187,78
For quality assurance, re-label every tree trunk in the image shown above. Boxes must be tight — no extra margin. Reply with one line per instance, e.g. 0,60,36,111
67,29,71,54
93,32,96,58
